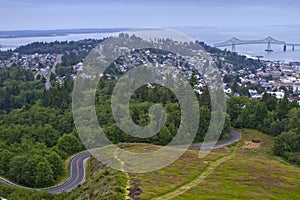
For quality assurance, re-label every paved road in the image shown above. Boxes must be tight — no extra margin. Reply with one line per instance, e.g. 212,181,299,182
47,151,91,194
0,131,239,194
0,177,19,187
0,151,91,194
189,130,240,149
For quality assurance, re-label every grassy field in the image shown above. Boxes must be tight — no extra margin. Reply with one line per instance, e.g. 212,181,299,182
126,144,232,199
128,129,300,199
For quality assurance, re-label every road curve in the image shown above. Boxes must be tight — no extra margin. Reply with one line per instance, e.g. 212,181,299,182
189,130,240,149
0,131,239,194
0,151,91,194
47,151,91,194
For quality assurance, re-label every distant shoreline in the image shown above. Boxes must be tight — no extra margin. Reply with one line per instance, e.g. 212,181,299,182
0,28,129,39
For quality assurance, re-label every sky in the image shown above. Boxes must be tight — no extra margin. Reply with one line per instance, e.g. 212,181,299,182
1,0,300,31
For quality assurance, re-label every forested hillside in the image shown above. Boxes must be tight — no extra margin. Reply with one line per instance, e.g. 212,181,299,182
0,39,299,191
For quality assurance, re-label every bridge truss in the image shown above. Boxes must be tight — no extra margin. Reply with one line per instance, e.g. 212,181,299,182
214,36,299,52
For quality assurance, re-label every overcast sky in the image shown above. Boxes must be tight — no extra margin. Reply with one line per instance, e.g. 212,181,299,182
1,0,300,31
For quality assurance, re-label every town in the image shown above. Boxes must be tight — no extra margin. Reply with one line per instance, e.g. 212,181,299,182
1,39,300,104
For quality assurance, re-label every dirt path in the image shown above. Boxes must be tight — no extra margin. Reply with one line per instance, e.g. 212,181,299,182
152,144,238,200
114,148,132,200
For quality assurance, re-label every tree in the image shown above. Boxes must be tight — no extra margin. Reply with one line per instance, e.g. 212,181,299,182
274,130,300,164
269,120,285,136
222,114,232,135
276,97,289,120
235,100,267,130
198,86,211,108
262,93,277,111
237,86,250,97
227,97,249,126
23,155,42,186
35,160,54,187
195,106,211,142
46,151,64,177
286,108,300,131
157,127,172,145
189,73,198,88
261,111,277,134
57,133,83,156
8,155,28,184
36,125,60,147
0,149,13,175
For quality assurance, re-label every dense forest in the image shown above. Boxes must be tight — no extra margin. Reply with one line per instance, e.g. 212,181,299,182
0,66,83,187
0,66,230,187
227,94,300,164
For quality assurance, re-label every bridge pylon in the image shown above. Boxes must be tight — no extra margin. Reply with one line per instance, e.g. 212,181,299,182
232,44,236,52
265,42,273,52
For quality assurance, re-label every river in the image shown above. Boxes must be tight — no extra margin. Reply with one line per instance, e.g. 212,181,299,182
1,26,299,62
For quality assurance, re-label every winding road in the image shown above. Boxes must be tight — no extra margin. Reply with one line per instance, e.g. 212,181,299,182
47,151,91,194
0,151,91,194
0,131,239,194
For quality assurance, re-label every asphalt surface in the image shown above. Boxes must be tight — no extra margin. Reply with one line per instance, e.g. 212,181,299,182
0,151,91,194
47,151,91,194
189,130,240,149
0,177,19,187
0,131,239,194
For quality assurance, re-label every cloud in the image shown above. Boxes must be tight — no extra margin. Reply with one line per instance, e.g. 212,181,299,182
0,0,299,30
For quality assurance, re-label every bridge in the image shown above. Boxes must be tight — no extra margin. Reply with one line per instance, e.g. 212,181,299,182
285,43,300,51
213,36,300,52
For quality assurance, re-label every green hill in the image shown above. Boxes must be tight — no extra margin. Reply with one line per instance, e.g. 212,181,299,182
128,129,300,199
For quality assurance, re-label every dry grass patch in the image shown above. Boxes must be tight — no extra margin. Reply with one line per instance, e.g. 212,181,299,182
242,141,260,149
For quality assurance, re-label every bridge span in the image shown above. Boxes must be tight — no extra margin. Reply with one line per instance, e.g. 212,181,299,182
214,36,300,52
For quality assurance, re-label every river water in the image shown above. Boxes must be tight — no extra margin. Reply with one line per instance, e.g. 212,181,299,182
1,26,299,62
